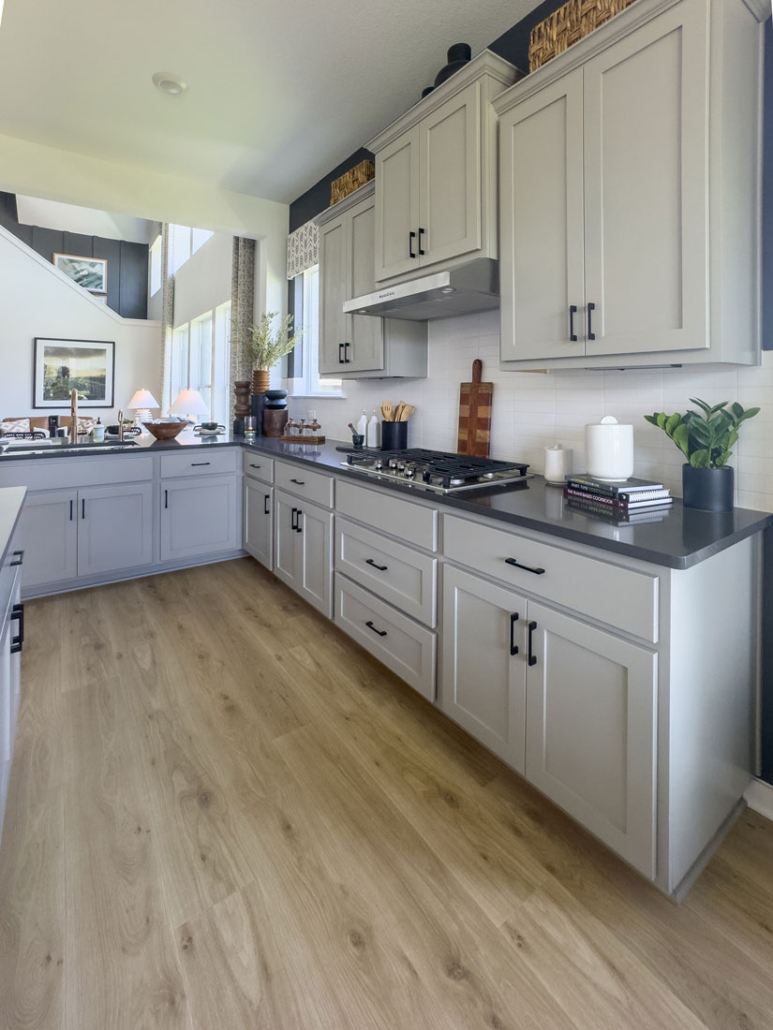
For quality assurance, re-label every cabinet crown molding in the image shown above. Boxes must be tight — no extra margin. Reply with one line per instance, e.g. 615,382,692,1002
493,0,763,113
367,49,520,153
314,179,375,226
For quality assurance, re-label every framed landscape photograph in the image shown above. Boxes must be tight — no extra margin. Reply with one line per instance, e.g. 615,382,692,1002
33,338,115,408
53,253,108,293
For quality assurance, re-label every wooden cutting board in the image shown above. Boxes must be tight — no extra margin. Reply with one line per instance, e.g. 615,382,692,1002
457,359,493,457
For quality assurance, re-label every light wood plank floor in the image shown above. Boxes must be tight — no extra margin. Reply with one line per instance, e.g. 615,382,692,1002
1,558,773,1030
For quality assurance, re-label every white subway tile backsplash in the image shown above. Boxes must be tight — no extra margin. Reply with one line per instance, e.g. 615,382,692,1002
288,314,773,513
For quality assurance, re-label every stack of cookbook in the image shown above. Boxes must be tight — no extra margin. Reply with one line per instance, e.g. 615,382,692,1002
564,475,672,523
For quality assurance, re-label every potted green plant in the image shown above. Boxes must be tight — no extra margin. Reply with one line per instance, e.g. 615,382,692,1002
246,312,303,396
644,398,759,511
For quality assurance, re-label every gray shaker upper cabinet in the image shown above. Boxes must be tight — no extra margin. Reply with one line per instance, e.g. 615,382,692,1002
369,51,520,284
316,182,427,379
496,0,766,370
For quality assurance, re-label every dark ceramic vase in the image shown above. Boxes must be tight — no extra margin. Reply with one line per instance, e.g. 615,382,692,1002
434,43,472,88
682,464,734,512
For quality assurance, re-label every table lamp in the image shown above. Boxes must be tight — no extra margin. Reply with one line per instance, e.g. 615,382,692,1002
170,389,210,423
127,388,160,426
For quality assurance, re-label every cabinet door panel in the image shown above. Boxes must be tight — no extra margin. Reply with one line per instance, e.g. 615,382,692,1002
295,502,333,617
348,199,384,372
244,480,273,571
18,490,78,588
419,81,481,268
78,483,153,577
583,0,708,356
525,602,657,878
441,565,527,773
500,70,586,361
319,218,348,374
273,489,299,589
160,476,238,563
375,127,420,281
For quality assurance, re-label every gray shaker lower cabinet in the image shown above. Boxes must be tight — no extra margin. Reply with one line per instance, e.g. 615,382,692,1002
441,565,527,774
273,488,333,617
524,602,657,879
160,475,239,563
244,479,273,571
77,483,153,577
17,489,78,589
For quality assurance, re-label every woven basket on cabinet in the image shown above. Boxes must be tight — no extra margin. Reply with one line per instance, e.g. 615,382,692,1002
529,0,639,71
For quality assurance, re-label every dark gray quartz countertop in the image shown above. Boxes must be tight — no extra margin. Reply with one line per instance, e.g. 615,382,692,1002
242,437,773,570
0,428,244,459
2,431,770,570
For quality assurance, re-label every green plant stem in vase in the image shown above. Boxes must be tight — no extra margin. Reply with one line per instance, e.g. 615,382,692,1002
244,312,303,396
644,398,760,512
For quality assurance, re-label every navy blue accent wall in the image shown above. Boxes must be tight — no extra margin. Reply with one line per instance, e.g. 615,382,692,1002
0,192,149,320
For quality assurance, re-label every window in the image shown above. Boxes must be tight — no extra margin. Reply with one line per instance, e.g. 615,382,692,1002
168,224,214,274
149,236,162,297
165,301,231,424
289,265,343,397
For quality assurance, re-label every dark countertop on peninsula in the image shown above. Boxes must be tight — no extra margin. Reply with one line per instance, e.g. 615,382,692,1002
2,430,770,570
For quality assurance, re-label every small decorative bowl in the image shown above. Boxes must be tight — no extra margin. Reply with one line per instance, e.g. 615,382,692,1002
143,421,188,441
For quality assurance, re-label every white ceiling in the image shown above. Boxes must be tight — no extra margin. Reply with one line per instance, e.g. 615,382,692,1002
0,0,542,206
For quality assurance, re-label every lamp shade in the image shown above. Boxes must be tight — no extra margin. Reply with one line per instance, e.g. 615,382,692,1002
170,389,209,416
128,389,160,410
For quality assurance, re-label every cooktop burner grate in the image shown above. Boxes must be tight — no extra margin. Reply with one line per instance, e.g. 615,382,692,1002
345,447,530,492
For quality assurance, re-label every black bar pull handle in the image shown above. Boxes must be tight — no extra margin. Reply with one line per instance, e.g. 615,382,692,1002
418,227,426,255
10,549,24,567
339,343,345,364
588,301,596,341
365,558,388,572
366,620,388,637
291,507,298,531
69,499,74,521
528,621,538,667
290,478,305,485
509,612,520,656
164,489,168,510
81,499,86,520
504,557,546,576
264,494,270,515
409,231,417,258
569,304,578,342
249,463,261,469
10,602,24,653
344,342,351,363
191,462,211,467
296,509,303,533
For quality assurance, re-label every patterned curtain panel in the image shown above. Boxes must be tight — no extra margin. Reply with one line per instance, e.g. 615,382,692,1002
287,219,318,279
229,236,256,422
159,223,175,414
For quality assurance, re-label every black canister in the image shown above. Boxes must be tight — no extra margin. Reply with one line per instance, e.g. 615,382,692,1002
381,421,408,450
434,43,472,88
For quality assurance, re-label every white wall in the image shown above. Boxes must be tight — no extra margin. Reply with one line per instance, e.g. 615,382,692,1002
0,227,161,422
288,309,773,513
15,196,154,244
173,232,232,328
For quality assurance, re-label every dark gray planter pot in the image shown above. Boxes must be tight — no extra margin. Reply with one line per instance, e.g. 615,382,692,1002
682,464,734,512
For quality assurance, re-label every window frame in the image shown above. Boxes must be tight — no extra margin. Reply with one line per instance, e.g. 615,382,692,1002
288,264,343,399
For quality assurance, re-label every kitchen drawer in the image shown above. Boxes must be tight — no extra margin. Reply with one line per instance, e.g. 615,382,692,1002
275,460,334,508
443,515,659,642
336,479,438,552
160,448,238,479
0,543,21,628
0,455,153,490
335,517,437,627
335,575,436,701
243,451,274,484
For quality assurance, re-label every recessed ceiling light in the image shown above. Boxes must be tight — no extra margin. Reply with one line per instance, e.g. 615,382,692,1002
152,71,188,97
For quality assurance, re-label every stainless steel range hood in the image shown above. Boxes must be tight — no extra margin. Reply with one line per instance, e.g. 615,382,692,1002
343,258,499,321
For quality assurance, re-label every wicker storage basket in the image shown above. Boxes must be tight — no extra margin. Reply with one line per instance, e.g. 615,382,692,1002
529,0,638,71
330,160,375,206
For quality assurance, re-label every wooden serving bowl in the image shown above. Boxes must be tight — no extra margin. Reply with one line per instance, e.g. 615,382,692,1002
142,421,188,441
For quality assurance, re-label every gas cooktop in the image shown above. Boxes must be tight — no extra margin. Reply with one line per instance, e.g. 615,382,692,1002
342,448,531,494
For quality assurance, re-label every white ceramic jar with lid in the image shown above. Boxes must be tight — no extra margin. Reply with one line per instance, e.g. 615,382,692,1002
585,416,634,481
